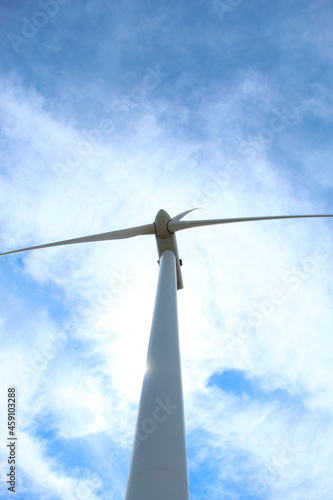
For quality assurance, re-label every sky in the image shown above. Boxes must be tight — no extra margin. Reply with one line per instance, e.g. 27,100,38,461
0,0,332,499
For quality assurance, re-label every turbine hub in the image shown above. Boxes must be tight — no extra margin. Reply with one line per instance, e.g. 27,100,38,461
154,209,173,236
154,209,183,289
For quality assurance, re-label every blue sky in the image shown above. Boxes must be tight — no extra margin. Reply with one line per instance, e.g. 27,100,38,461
0,1,333,498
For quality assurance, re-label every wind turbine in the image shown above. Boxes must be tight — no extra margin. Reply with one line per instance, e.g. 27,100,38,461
1,208,332,500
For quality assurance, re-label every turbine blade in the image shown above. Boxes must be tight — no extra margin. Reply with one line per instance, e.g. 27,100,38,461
168,215,333,232
172,208,200,221
0,223,155,257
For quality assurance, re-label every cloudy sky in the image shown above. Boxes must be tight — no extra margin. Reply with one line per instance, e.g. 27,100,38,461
0,1,333,499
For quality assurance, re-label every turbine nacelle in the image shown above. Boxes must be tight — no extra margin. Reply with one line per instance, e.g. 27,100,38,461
154,209,183,290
